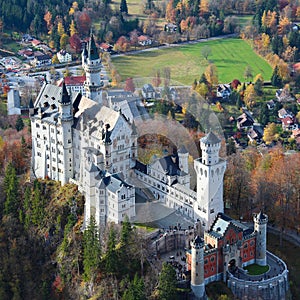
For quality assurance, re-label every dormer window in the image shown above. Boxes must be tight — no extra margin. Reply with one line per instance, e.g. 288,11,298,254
51,97,55,100
43,102,49,107
51,104,56,110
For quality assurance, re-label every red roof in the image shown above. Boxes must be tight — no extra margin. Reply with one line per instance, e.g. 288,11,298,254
99,43,111,50
63,76,86,86
138,35,150,42
281,116,294,126
31,39,41,46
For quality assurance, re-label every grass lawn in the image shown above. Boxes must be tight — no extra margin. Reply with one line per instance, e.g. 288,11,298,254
244,264,269,275
112,38,273,85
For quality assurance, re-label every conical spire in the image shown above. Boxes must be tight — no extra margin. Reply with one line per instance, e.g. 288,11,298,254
60,81,71,104
88,34,99,60
29,97,34,108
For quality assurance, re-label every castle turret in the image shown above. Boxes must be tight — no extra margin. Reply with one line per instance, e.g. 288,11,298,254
194,131,226,230
130,121,138,168
83,34,103,103
191,236,206,299
178,145,189,174
29,97,34,116
58,82,73,184
254,211,268,266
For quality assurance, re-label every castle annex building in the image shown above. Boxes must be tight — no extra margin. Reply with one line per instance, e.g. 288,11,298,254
30,35,289,299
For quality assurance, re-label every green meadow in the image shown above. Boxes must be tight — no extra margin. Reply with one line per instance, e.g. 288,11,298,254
111,38,273,85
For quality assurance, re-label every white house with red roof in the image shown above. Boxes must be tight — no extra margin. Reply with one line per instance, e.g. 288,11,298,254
58,76,86,96
138,35,152,46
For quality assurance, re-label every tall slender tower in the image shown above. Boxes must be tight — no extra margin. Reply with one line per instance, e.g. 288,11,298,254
82,34,103,103
194,131,226,230
191,236,206,299
254,212,268,266
58,82,74,184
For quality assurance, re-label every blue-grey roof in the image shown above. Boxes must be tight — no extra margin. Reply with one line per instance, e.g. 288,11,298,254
201,131,220,144
178,145,188,154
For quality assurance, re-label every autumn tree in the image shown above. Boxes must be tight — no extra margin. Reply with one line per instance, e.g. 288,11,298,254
129,30,138,50
243,84,256,108
57,20,65,36
204,63,218,86
69,34,82,53
263,122,279,145
69,20,77,36
224,153,252,219
124,77,135,92
44,11,53,33
60,33,69,50
152,69,161,87
77,12,92,36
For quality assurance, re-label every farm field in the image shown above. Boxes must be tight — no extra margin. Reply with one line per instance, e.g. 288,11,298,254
111,38,273,86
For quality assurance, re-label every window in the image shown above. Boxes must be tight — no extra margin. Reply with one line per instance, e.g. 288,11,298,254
210,256,215,262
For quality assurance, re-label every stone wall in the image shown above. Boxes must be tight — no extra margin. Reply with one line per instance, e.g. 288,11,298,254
227,252,289,300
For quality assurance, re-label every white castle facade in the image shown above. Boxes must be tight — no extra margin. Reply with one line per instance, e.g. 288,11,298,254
30,34,226,231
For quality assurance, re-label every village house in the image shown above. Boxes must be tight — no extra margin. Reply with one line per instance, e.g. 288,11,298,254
138,35,152,46
217,84,231,99
56,50,72,63
165,23,178,32
32,54,52,67
142,83,156,99
237,109,254,130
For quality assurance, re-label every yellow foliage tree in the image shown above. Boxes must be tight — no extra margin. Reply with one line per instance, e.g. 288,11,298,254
278,17,291,35
69,20,77,36
261,33,270,51
60,33,69,50
199,0,209,16
263,123,279,145
57,21,65,36
204,64,218,86
243,84,256,108
195,82,208,98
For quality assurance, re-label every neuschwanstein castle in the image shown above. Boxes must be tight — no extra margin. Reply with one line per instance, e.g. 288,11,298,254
30,35,290,299
30,34,225,230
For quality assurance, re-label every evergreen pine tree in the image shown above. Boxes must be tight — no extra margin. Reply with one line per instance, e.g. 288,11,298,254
271,66,283,88
157,262,178,300
3,163,19,216
83,216,101,281
122,273,146,300
105,226,118,275
15,116,24,132
121,215,132,246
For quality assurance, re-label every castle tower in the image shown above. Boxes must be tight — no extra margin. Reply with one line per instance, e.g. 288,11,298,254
82,34,103,103
130,121,138,168
102,124,112,172
178,145,189,174
58,82,74,184
254,212,268,266
194,131,226,230
191,236,206,299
